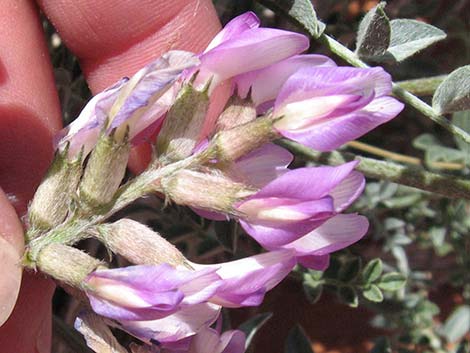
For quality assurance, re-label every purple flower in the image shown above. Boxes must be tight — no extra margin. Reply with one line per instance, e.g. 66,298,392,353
189,145,367,268
122,303,221,344
190,249,296,308
227,143,293,188
195,12,309,91
129,325,246,353
55,12,313,158
190,143,293,221
56,51,200,157
54,78,127,156
233,157,368,270
74,309,246,353
235,161,364,248
85,264,221,321
185,326,245,353
283,213,369,270
235,54,336,108
85,250,296,343
271,66,404,151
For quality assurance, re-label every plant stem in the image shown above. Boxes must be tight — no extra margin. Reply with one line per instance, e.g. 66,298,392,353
278,139,470,199
317,34,470,145
395,75,446,96
347,141,464,170
391,83,470,140
317,35,368,68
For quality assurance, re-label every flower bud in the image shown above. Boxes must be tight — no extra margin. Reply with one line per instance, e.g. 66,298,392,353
270,66,403,152
212,117,277,163
78,131,130,213
156,83,210,162
161,170,254,215
36,243,102,287
96,219,186,267
215,90,256,132
28,146,82,232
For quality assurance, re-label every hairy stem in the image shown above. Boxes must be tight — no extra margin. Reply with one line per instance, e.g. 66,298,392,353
395,75,446,96
279,139,470,199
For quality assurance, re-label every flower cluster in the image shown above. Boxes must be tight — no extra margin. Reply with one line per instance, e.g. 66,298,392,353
30,11,404,353
84,221,295,345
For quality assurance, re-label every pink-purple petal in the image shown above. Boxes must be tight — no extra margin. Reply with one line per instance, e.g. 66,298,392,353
180,273,223,305
248,162,358,201
231,143,293,188
85,264,220,321
274,66,392,111
55,78,128,156
87,293,182,321
220,330,246,353
87,264,214,292
297,254,330,271
235,54,336,106
284,214,369,258
205,12,260,52
205,250,297,307
330,171,365,212
108,51,199,131
121,303,221,344
199,28,309,83
239,216,329,248
188,326,220,353
274,94,372,131
278,96,404,151
235,162,364,247
238,197,335,224
187,326,246,353
129,85,178,142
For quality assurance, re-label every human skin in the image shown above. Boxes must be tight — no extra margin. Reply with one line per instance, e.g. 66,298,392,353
0,0,221,351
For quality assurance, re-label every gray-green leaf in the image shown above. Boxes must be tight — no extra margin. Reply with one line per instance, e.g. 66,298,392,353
260,0,325,38
362,284,384,302
362,259,383,283
284,325,314,353
433,66,470,114
385,19,446,62
413,133,443,150
424,145,465,165
382,193,422,209
238,312,273,349
440,305,470,343
377,272,407,291
356,2,390,59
